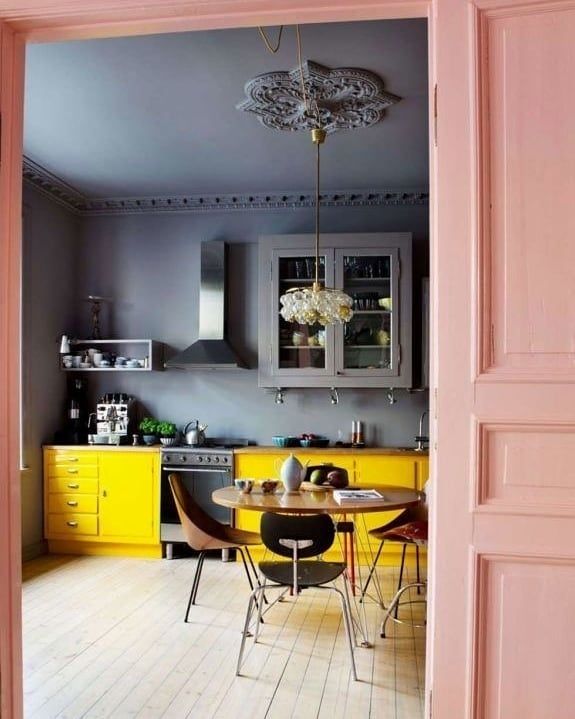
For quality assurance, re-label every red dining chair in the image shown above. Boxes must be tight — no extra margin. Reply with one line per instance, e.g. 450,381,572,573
360,483,429,636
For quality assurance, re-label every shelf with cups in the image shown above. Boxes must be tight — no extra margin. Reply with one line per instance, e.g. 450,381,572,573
60,339,164,372
259,233,412,388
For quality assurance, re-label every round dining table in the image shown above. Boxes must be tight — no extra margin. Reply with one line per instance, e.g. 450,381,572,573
212,484,421,646
212,484,420,515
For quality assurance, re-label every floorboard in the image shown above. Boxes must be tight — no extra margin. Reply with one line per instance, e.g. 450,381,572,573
22,554,426,719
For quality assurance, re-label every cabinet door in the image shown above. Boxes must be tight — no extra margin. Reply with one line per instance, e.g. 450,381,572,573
335,248,401,379
99,453,158,542
269,248,336,379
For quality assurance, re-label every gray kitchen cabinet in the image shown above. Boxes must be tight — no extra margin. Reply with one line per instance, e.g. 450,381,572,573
258,233,412,388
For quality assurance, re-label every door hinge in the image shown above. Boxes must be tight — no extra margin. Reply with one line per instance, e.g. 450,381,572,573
433,84,438,147
428,688,433,718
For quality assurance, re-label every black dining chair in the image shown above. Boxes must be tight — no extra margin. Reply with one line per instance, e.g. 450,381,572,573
236,512,358,680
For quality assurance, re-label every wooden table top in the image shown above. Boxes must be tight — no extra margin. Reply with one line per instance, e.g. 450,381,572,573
212,485,421,515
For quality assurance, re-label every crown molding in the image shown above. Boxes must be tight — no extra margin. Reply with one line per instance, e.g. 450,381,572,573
23,157,428,216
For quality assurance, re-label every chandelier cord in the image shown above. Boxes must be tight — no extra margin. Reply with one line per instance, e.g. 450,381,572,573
257,25,284,54
315,137,320,287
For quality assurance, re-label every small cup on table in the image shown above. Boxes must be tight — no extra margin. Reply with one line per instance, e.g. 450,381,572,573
234,479,254,494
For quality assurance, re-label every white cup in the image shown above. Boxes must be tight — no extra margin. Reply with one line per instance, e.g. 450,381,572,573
93,352,103,367
72,356,82,368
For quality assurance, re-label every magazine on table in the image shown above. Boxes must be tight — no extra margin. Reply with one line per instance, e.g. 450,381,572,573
333,489,384,504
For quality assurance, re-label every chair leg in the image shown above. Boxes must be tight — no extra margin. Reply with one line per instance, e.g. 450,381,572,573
253,577,267,643
359,539,384,603
237,548,255,592
415,545,421,595
236,585,265,676
329,585,358,681
381,581,426,638
245,547,268,605
185,551,206,621
394,544,407,619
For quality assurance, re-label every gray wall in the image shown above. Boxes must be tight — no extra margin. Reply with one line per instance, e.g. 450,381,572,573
78,204,429,447
22,185,80,558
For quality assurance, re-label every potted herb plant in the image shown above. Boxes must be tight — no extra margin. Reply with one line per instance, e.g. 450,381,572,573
157,421,178,446
139,417,159,446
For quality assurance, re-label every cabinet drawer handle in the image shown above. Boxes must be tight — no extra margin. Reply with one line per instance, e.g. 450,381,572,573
66,521,78,528
65,457,79,462
66,500,78,507
67,483,80,489
67,468,78,474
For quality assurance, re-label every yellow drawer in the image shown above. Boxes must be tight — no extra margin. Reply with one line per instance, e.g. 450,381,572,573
48,464,98,479
47,513,98,536
48,477,98,494
48,494,98,514
46,450,98,466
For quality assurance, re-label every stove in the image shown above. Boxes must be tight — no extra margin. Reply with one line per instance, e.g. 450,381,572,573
160,439,250,559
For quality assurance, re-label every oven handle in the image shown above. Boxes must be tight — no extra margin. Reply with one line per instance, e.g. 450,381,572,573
162,465,232,473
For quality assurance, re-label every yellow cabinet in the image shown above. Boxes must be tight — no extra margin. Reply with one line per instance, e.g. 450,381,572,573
99,453,158,541
44,447,161,558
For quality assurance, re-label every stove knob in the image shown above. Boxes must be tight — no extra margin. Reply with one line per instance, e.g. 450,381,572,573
179,455,187,463
214,456,220,463
164,454,171,463
206,456,212,463
222,456,229,464
197,456,203,463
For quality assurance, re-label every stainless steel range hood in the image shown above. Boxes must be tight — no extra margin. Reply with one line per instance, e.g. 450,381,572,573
165,241,247,370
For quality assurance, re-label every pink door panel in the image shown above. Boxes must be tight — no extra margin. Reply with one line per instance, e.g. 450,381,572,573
432,0,575,716
481,4,575,378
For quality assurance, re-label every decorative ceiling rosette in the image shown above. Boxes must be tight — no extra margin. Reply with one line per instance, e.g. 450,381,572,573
237,60,400,135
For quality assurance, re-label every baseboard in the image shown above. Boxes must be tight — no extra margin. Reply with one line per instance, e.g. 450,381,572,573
22,540,48,562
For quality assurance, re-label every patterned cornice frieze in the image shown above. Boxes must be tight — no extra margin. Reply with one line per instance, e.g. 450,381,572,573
23,157,88,215
237,60,400,135
23,157,428,216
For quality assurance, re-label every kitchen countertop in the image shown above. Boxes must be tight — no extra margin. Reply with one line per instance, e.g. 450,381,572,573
44,444,161,452
233,446,428,456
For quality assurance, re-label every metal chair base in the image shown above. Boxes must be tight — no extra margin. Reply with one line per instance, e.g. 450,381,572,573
380,581,427,638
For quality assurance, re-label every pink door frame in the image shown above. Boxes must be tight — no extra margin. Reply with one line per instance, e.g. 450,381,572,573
1,4,434,717
3,1,574,718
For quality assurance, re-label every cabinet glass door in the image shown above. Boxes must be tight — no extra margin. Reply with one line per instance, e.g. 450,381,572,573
335,248,400,376
272,249,335,376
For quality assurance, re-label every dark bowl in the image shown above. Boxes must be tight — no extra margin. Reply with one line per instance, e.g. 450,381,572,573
300,438,330,448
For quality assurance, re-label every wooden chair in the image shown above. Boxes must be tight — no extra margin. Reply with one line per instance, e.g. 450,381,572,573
168,473,262,621
236,512,358,680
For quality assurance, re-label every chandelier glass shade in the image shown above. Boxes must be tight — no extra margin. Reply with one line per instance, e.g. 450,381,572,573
279,127,354,326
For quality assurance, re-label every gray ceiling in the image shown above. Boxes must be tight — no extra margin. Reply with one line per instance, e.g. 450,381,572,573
24,19,428,198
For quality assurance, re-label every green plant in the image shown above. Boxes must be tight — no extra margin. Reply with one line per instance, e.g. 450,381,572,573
157,421,177,438
138,417,159,435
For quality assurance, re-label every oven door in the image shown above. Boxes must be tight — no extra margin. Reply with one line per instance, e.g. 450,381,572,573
161,465,232,543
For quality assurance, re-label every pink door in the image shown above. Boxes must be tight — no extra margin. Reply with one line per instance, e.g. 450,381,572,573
431,0,575,716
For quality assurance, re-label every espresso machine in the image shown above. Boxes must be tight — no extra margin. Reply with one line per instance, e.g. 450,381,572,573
88,393,136,445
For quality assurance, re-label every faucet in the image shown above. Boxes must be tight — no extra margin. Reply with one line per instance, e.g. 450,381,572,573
415,409,429,451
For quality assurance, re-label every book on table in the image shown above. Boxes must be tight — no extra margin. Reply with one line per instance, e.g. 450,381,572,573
333,489,383,504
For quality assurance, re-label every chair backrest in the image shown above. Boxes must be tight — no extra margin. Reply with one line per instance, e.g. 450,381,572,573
260,512,335,559
168,473,228,550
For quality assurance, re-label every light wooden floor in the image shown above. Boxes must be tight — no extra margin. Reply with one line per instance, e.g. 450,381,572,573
22,554,426,719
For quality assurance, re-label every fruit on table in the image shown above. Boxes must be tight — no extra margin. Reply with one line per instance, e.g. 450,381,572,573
327,468,349,488
310,469,326,485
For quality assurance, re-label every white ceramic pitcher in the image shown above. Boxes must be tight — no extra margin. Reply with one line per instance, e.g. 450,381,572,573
277,454,308,493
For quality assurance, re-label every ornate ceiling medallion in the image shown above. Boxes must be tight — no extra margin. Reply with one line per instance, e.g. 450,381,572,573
237,60,400,135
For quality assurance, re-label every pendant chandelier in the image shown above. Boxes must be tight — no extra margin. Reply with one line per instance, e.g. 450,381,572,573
279,128,354,325
278,28,354,326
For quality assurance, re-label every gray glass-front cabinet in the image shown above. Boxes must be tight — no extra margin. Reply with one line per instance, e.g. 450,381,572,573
258,233,412,388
